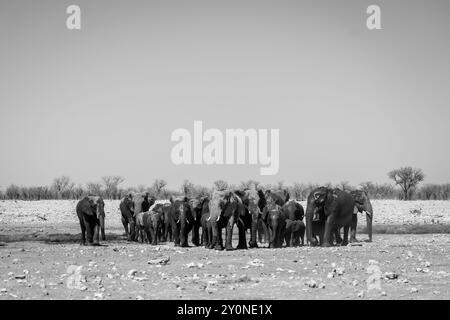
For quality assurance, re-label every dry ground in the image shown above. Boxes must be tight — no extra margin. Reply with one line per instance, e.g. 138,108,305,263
0,200,449,300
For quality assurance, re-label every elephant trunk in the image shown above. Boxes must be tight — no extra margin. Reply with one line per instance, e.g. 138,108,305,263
365,199,373,242
270,217,278,244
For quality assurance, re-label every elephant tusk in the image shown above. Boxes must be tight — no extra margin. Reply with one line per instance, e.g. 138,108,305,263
216,216,220,222
186,218,189,224
176,219,180,224
207,216,211,221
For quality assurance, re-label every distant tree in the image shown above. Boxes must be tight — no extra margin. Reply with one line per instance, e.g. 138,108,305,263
193,185,211,198
181,179,195,197
277,181,285,190
51,176,75,199
6,184,21,199
213,180,229,191
388,167,425,200
86,182,103,196
136,185,147,193
152,179,167,197
102,176,124,199
239,180,260,190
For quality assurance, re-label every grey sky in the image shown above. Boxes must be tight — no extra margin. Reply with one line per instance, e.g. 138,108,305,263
1,0,449,189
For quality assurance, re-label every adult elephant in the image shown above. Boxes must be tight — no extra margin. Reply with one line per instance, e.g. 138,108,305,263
119,194,135,241
282,200,305,246
208,190,248,251
262,197,286,248
150,201,172,242
189,196,210,246
169,197,194,247
350,190,374,242
234,189,266,248
131,192,155,241
305,187,355,247
76,196,105,246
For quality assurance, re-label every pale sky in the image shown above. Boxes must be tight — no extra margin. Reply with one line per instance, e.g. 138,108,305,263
1,0,449,189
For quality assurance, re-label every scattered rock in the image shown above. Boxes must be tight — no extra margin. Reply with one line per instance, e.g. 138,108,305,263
148,256,170,265
186,262,204,269
127,270,138,278
411,287,419,293
248,259,264,267
385,272,399,280
306,279,317,288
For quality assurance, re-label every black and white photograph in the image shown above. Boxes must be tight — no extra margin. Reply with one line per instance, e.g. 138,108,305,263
0,0,449,306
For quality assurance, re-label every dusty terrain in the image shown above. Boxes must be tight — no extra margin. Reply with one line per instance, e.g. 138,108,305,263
0,200,449,300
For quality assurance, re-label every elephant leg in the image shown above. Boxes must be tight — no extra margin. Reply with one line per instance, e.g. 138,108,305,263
92,221,100,245
268,226,274,248
366,213,373,242
192,224,200,246
249,216,258,248
262,222,269,244
257,220,263,243
342,226,349,246
79,218,86,245
322,216,335,247
147,228,154,245
129,221,137,242
237,219,248,250
218,224,224,250
83,216,94,244
121,217,129,240
207,222,215,249
335,227,343,245
99,215,106,241
350,214,358,243
172,223,180,246
298,221,305,246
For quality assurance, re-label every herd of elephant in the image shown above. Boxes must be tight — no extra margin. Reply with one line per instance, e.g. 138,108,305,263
75,187,373,249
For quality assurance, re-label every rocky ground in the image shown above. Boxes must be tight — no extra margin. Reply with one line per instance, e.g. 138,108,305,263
0,200,449,300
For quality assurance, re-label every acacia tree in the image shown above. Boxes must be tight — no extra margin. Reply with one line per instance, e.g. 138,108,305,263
388,167,425,200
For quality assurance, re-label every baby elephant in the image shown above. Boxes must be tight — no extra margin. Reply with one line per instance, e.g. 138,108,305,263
135,209,164,245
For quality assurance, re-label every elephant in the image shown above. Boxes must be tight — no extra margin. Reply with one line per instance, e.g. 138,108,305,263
305,187,355,247
349,190,374,242
189,196,210,246
150,201,172,242
207,190,248,251
169,197,194,247
76,196,105,246
262,197,286,248
282,200,305,246
135,208,164,245
234,189,266,248
119,194,135,241
129,192,155,241
199,197,212,248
